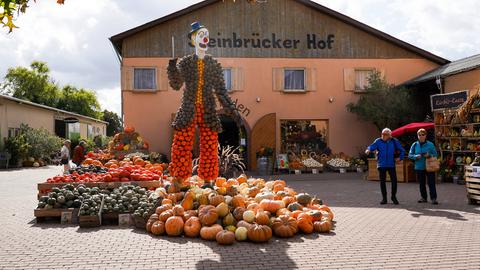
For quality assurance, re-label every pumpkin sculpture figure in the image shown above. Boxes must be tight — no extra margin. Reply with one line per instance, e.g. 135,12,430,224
167,22,241,186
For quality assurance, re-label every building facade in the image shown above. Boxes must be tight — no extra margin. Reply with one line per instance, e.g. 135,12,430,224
110,0,447,169
0,94,107,142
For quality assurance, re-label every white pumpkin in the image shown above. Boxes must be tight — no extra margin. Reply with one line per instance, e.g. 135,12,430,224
235,227,248,241
255,192,275,203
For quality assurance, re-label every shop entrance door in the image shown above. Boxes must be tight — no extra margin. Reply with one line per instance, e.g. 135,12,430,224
249,113,276,171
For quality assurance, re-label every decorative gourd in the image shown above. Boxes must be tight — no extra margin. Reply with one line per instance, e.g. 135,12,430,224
255,210,270,225
215,177,227,187
297,217,314,234
248,187,261,198
247,224,272,243
232,195,246,208
259,199,284,213
156,204,172,216
235,227,248,241
225,225,236,232
276,208,291,217
183,210,198,222
255,192,275,203
242,210,255,223
236,220,253,230
287,202,303,212
282,196,296,206
159,209,174,222
162,199,173,205
197,193,209,205
146,220,154,233
181,191,195,210
237,174,248,184
208,194,225,206
297,213,313,222
184,217,201,237
172,205,185,217
246,202,260,213
149,213,159,222
290,210,303,219
165,216,184,236
314,220,332,233
198,205,219,226
272,215,298,238
296,193,312,206
216,230,236,245
200,224,223,241
233,207,246,221
273,183,285,193
306,210,323,221
223,213,236,227
150,221,165,236
216,202,229,217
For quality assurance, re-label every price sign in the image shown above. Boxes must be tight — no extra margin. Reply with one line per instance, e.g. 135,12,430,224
119,214,131,226
294,170,301,175
312,169,318,174
61,211,73,224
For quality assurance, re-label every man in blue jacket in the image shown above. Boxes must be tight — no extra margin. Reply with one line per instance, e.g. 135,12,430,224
365,128,405,205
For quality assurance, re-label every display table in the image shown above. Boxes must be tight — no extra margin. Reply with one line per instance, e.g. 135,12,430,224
367,158,415,182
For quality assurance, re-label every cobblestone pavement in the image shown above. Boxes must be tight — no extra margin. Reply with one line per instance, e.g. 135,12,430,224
1,166,479,270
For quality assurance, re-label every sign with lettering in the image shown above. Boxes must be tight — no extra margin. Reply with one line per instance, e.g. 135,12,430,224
430,91,468,111
190,32,335,51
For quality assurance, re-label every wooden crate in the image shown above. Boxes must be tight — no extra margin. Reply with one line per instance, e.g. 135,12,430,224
464,166,480,204
101,212,119,225
37,180,162,197
34,208,78,224
78,196,103,228
367,159,405,182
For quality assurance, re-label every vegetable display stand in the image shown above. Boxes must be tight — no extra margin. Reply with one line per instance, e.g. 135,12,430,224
464,166,480,204
37,180,162,198
34,208,78,224
78,196,104,228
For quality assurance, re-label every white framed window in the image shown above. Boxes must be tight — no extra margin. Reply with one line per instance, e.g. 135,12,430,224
223,68,232,91
284,69,305,91
134,68,156,90
355,69,374,92
67,122,80,140
87,124,94,139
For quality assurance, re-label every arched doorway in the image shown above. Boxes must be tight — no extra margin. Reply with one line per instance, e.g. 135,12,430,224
219,114,248,168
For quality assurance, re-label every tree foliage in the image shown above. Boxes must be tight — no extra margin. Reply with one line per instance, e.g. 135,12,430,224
19,124,63,160
0,0,64,33
102,109,123,136
1,61,104,119
346,71,423,131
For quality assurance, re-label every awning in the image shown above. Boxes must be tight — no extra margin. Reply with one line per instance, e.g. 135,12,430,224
391,122,435,137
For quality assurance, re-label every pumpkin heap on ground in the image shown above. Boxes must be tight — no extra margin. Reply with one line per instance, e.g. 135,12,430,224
146,174,334,245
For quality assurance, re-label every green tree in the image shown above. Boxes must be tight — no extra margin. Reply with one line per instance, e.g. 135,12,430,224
102,109,122,136
1,61,60,106
57,85,101,119
19,124,63,160
346,71,422,131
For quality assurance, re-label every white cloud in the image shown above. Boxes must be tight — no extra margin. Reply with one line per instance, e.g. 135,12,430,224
1,0,480,116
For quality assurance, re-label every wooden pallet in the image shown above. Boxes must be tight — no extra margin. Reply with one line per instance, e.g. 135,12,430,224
34,208,78,224
464,166,480,204
37,180,162,197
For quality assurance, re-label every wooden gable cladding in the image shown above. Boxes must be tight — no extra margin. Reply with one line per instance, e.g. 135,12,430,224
122,0,427,60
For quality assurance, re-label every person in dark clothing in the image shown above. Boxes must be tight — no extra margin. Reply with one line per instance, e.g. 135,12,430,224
72,141,86,166
365,128,405,205
408,128,438,205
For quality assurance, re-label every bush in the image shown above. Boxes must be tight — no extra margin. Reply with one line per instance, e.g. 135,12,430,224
4,134,30,165
19,124,62,160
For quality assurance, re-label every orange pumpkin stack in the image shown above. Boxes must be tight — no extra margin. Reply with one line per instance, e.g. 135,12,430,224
146,174,335,245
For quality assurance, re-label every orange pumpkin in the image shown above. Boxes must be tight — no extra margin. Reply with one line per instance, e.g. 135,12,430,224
162,199,173,205
272,215,298,238
291,210,303,219
236,174,247,184
181,191,195,210
146,220,155,233
156,205,173,215
92,160,103,167
297,213,313,222
184,217,202,237
259,199,283,213
124,126,135,133
198,205,219,226
233,207,246,221
232,195,246,208
314,220,332,233
246,202,261,213
215,177,226,187
276,208,291,217
216,230,235,245
307,210,323,221
255,210,270,225
282,196,296,206
172,205,185,217
273,183,285,193
150,221,165,235
208,194,225,206
183,210,198,222
165,216,184,236
225,179,238,188
247,224,272,243
159,209,174,222
83,158,94,165
200,224,223,241
297,217,314,234
236,220,253,230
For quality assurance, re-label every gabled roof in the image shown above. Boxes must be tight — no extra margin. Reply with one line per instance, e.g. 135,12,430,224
405,54,480,85
109,0,449,65
0,94,108,124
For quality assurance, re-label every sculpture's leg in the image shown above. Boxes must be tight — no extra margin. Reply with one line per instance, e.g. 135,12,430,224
198,109,219,183
170,123,195,186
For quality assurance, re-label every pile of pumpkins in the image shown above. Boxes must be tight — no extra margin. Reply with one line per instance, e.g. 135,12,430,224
145,175,334,245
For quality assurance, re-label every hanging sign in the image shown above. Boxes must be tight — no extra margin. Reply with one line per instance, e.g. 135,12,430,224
430,90,468,111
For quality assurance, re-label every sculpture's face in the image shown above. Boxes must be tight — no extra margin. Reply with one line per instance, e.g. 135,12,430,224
193,28,209,53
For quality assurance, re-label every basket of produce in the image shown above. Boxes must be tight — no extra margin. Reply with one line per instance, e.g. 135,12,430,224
326,158,351,172
78,193,104,228
287,151,304,171
302,153,324,173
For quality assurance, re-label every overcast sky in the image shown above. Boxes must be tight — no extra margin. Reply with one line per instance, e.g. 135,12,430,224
1,0,479,115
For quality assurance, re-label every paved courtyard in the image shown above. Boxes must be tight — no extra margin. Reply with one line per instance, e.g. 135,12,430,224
0,166,479,270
